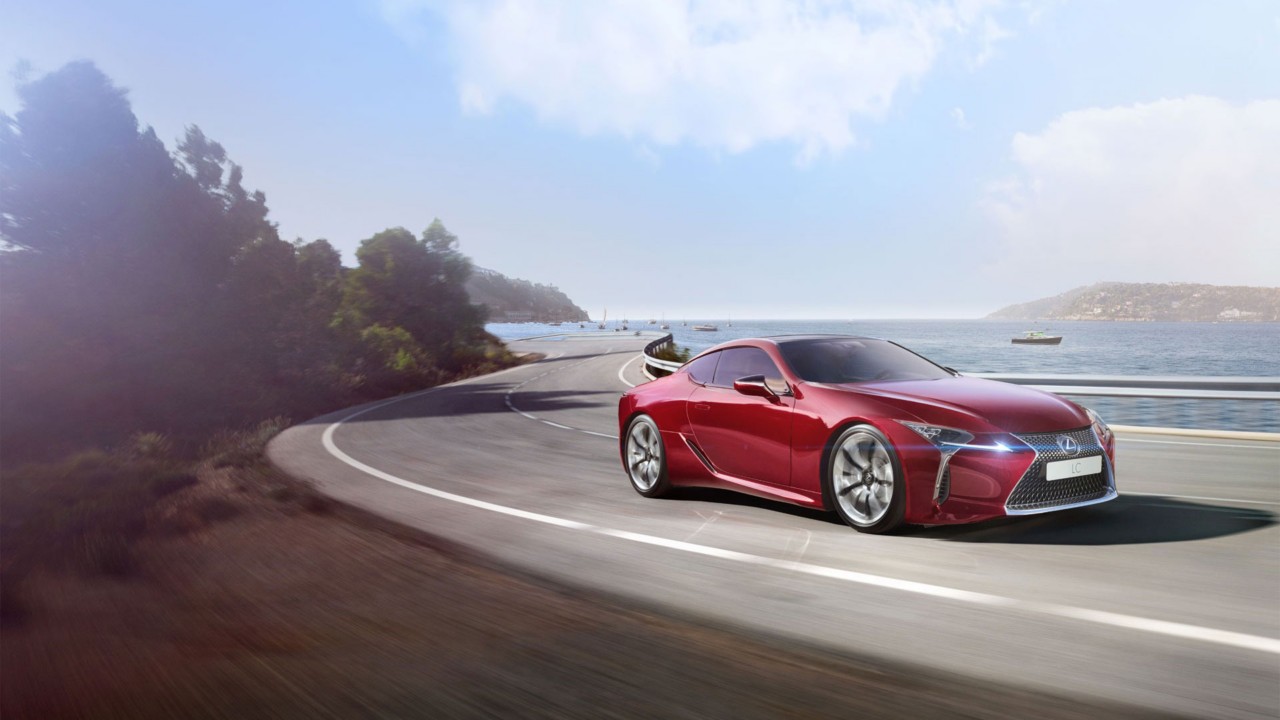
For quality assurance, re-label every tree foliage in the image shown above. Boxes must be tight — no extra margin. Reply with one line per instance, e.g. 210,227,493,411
341,223,486,364
0,62,497,460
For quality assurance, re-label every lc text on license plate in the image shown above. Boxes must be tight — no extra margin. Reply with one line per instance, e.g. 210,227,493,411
1046,455,1102,481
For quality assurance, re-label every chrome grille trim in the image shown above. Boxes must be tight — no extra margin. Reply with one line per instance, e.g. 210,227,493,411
933,450,958,504
1005,426,1117,515
936,466,951,504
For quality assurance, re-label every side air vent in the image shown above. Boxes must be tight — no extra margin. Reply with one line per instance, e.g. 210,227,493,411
683,436,717,473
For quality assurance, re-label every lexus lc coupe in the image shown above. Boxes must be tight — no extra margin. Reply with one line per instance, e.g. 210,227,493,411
618,335,1117,534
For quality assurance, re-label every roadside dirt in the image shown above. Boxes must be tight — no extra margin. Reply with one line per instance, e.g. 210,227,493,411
1,469,1181,719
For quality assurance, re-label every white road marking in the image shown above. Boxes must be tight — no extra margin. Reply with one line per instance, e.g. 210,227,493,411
617,354,641,388
502,350,632,439
320,384,1280,657
502,352,614,435
784,530,814,562
683,510,722,542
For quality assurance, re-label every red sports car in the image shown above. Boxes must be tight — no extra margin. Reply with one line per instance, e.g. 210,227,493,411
618,335,1117,533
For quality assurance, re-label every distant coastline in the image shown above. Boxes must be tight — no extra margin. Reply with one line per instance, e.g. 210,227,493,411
467,267,590,323
987,282,1280,322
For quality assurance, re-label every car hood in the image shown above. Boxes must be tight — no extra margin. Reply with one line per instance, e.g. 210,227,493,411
829,376,1089,434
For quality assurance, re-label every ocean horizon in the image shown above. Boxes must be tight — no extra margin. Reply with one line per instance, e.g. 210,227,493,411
487,319,1280,377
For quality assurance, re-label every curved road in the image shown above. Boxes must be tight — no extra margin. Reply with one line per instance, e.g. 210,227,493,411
270,334,1280,719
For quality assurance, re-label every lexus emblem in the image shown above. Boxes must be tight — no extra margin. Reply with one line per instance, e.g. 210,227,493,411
1057,435,1080,456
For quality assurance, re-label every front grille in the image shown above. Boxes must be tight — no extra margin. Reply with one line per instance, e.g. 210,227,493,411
1006,427,1113,513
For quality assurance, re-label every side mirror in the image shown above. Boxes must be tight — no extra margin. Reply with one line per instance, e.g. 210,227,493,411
733,374,778,399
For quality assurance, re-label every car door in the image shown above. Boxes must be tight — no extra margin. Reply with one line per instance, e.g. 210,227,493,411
687,347,794,486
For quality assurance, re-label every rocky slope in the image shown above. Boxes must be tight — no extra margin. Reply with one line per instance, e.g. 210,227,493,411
987,282,1280,322
466,267,590,323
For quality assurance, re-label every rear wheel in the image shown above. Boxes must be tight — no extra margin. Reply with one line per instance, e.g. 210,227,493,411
624,415,670,498
828,424,905,534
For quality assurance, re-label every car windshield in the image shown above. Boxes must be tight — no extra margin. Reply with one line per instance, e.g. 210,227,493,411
777,338,952,384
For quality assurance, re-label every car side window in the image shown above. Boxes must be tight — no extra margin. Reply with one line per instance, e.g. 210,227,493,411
711,347,787,392
683,351,720,385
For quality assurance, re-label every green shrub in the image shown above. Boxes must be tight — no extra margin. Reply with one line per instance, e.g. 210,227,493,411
652,343,692,363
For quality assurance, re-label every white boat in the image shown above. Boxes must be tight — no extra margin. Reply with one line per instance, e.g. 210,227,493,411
1012,330,1062,345
692,324,718,332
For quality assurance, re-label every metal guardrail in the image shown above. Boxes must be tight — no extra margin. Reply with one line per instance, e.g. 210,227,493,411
969,374,1280,401
642,333,682,375
969,374,1279,432
639,341,1279,431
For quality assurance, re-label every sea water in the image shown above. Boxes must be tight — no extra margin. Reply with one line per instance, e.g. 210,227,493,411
486,319,1280,377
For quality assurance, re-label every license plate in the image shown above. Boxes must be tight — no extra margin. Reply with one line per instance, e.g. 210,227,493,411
1046,455,1102,481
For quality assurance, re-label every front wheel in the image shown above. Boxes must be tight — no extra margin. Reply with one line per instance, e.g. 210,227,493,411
827,424,905,534
624,414,670,498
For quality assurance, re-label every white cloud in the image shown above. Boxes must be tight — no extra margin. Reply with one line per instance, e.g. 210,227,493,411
985,96,1280,287
951,106,970,129
385,0,1013,159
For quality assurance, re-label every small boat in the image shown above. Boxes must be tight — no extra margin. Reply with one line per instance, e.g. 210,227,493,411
692,324,719,332
1012,330,1062,345
578,323,585,328
548,322,562,327
598,308,607,330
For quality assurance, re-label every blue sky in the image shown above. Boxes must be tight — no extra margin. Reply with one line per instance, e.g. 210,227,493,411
2,1,1277,318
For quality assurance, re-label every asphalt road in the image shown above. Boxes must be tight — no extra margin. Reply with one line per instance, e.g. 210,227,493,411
269,333,1280,719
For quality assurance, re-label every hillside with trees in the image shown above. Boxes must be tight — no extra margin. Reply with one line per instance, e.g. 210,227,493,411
0,61,505,461
466,267,589,322
987,282,1280,322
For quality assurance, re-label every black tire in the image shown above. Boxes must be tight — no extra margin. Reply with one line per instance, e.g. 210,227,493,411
623,414,671,498
826,424,906,534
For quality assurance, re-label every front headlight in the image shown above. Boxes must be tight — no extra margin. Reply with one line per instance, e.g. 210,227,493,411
898,421,1016,453
1086,407,1113,444
899,421,973,448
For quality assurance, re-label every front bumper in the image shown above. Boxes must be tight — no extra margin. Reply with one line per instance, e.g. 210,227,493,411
911,425,1116,525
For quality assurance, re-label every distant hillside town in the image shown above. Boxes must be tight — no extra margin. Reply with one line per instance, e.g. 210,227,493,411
466,267,590,323
988,282,1280,322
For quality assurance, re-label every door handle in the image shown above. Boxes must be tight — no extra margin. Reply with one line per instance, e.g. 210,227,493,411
693,403,711,412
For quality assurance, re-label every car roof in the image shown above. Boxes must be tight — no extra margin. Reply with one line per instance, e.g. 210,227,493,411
693,334,883,357
762,334,881,345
